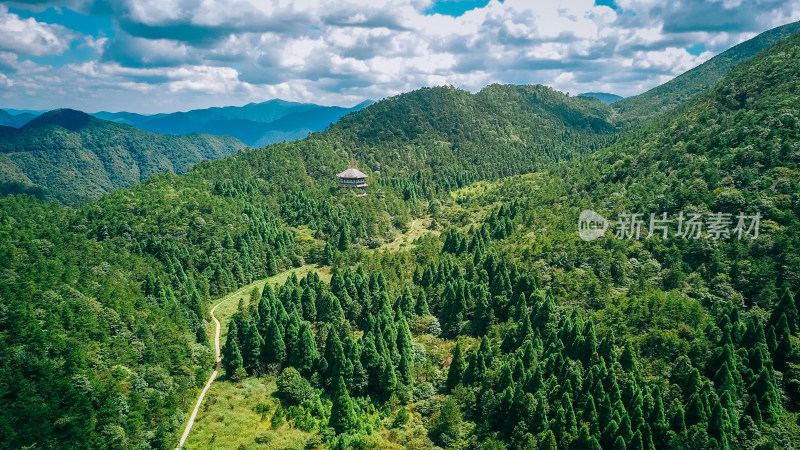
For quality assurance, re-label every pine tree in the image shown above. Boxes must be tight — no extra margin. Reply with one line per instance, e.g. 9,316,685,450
415,290,430,316
772,286,799,333
684,393,707,428
222,336,243,379
338,225,351,252
669,400,686,435
446,341,466,392
539,429,558,450
262,317,286,367
708,398,728,448
324,326,347,384
265,248,278,276
744,395,762,427
329,376,358,434
241,318,264,372
290,321,318,376
381,359,398,400
751,367,781,424
396,314,414,385
300,287,317,322
613,436,627,450
773,313,793,369
395,287,416,318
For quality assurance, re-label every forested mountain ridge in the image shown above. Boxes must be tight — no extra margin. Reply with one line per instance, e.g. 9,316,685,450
613,19,800,125
0,109,245,203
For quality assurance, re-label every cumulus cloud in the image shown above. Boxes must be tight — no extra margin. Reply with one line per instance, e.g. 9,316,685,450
1,0,799,112
0,4,77,55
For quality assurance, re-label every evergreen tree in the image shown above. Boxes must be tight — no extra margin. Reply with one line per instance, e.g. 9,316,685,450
395,287,416,318
262,317,286,367
241,318,264,372
222,336,243,379
381,359,398,400
415,290,430,316
290,321,318,376
446,341,466,392
329,376,358,434
300,287,317,322
744,395,762,427
670,400,686,435
708,398,728,448
265,248,278,276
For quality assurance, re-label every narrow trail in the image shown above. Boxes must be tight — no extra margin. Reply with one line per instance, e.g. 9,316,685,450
174,283,255,450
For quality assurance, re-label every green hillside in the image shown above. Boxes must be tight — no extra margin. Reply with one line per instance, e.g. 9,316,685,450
0,109,245,203
613,20,800,125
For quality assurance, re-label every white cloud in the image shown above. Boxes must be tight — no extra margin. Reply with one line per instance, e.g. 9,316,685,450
1,0,800,112
0,4,77,56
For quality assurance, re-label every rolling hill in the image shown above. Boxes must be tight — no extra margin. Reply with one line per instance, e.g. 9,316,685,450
0,109,245,203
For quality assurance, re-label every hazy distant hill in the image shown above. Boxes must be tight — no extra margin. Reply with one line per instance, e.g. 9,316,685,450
613,19,800,124
578,92,623,104
0,109,245,203
92,99,373,147
0,109,37,128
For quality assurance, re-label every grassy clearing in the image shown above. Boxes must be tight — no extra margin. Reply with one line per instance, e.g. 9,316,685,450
182,377,315,449
379,217,439,252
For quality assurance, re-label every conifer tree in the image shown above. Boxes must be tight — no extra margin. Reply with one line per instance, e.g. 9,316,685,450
708,398,728,448
329,376,358,434
415,290,430,316
290,321,318,376
222,336,243,379
670,400,687,435
446,341,466,392
262,317,286,367
241,318,264,372
300,286,317,322
744,395,762,427
381,359,398,401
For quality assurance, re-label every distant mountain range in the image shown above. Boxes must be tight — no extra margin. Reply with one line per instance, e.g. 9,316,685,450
92,99,373,147
0,109,245,203
0,109,37,128
1,99,373,148
577,92,623,104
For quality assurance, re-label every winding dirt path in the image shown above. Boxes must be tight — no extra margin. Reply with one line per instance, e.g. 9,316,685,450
174,284,253,449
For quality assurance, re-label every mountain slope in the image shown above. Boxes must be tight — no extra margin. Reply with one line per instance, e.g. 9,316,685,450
613,20,800,124
0,109,245,203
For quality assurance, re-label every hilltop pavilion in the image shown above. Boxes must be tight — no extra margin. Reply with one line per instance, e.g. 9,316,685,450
337,159,368,195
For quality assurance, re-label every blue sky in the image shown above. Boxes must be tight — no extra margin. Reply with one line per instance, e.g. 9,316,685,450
0,0,798,114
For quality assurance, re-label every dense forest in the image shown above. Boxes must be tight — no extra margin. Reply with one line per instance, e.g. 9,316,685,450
1,20,800,450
